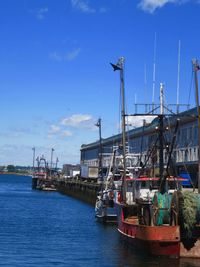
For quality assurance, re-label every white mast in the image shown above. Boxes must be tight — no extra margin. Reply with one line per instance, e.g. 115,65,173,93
176,40,181,113
152,32,157,111
110,57,127,203
144,63,147,103
160,83,164,115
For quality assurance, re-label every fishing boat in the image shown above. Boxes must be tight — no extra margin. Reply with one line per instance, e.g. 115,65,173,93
95,191,117,223
95,149,119,223
95,144,139,223
32,155,58,191
112,57,200,257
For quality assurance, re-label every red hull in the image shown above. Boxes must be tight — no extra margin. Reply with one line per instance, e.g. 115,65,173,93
118,217,180,257
118,215,200,257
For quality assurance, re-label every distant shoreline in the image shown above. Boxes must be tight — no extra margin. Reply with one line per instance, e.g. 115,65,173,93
0,172,32,176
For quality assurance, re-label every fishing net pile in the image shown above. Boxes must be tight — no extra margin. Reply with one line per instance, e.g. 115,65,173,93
180,191,200,238
153,190,200,235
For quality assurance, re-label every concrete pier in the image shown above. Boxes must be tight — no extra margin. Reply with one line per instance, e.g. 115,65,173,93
57,178,100,205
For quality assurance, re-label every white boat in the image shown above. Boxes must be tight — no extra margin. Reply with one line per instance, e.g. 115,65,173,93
95,149,119,223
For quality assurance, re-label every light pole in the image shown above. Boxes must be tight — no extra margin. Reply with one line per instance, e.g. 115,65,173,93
95,118,103,182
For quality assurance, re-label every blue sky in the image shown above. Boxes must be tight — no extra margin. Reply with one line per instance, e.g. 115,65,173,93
0,0,200,167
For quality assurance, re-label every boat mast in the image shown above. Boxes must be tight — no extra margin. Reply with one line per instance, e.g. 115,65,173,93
152,32,157,112
159,83,165,193
111,57,127,203
55,157,59,170
120,57,127,203
50,148,54,178
176,40,181,114
192,59,200,193
160,83,164,115
32,147,35,175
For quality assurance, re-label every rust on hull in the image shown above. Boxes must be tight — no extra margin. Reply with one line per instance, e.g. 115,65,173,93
119,219,200,257
118,219,180,257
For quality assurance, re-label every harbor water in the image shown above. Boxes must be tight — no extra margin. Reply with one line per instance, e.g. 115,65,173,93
0,174,200,267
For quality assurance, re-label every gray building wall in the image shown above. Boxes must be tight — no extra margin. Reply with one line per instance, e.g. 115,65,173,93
80,107,198,169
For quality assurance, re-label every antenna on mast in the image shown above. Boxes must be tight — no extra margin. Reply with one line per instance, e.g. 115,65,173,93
176,40,181,113
152,32,157,112
144,63,147,103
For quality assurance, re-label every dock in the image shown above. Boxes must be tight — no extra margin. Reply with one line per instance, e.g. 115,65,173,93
57,178,100,205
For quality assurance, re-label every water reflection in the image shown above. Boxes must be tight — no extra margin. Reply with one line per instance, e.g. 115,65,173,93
112,235,200,267
1,175,200,267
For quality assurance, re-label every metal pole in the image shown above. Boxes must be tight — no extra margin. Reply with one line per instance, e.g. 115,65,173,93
119,57,127,203
50,148,54,178
55,157,59,170
36,156,40,173
110,57,127,203
95,118,103,183
32,147,35,175
192,59,200,193
176,40,181,113
159,83,165,193
159,115,164,193
98,118,103,182
160,83,164,115
152,32,157,113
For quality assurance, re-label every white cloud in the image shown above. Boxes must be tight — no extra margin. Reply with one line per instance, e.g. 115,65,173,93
49,48,81,62
47,125,61,139
48,125,73,138
49,125,60,134
65,48,81,61
61,114,92,126
47,114,97,140
138,0,188,13
126,115,156,128
49,52,62,61
61,130,73,137
33,7,48,20
61,114,96,129
71,0,95,13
